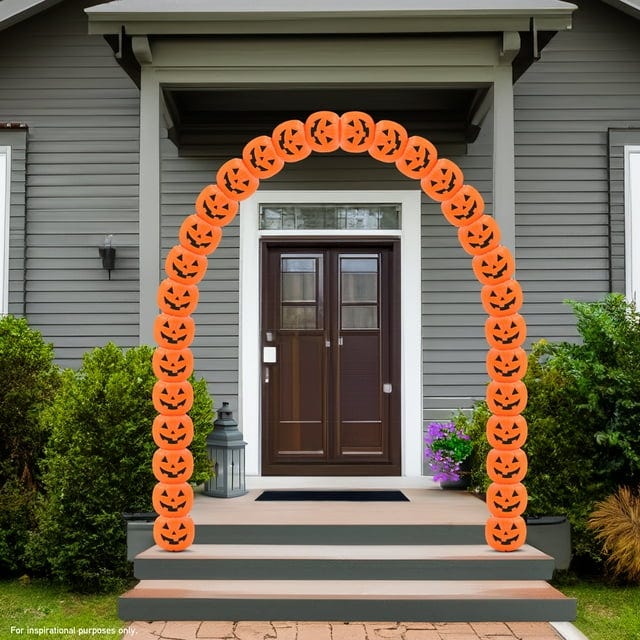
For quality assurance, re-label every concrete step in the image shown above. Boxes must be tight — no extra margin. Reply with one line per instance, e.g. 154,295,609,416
134,543,555,581
118,579,577,622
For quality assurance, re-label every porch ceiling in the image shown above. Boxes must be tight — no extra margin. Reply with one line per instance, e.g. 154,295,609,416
163,85,490,155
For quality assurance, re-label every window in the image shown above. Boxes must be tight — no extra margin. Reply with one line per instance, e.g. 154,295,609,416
0,146,10,315
625,145,640,304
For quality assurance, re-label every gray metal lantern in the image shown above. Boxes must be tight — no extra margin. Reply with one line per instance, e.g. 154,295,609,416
204,401,248,498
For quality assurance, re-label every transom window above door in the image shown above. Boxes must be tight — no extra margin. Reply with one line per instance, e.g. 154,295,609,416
259,204,401,231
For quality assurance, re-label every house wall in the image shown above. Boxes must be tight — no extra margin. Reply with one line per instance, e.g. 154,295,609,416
0,0,140,366
514,0,640,342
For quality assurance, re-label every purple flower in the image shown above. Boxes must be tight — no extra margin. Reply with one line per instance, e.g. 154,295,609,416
424,421,473,483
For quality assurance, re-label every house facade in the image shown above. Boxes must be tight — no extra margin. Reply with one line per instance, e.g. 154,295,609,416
2,0,640,480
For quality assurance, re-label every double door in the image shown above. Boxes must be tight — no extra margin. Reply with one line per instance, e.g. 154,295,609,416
261,242,400,475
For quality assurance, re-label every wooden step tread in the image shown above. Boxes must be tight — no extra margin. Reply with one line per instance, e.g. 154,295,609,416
137,543,551,562
122,579,571,601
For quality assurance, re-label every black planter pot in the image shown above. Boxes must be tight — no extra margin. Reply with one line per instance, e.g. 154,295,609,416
525,515,572,570
122,512,157,561
439,458,472,490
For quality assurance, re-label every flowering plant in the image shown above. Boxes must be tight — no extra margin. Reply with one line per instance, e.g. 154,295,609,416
424,421,473,483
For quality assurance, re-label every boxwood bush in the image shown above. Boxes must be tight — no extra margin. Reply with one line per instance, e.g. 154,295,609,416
0,315,60,575
457,294,640,568
26,343,214,592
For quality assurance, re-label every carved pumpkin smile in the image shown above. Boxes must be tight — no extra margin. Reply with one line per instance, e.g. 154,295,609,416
486,516,527,551
153,516,195,551
242,135,285,179
487,448,528,483
487,380,528,415
487,483,528,518
153,482,194,518
152,415,194,449
157,279,199,317
165,246,207,285
195,184,238,227
152,448,194,483
153,314,195,350
340,111,375,153
152,380,194,415
152,347,194,382
396,135,438,179
486,415,528,450
485,314,527,350
486,347,528,382
441,185,484,227
481,279,523,317
179,214,222,255
421,158,464,201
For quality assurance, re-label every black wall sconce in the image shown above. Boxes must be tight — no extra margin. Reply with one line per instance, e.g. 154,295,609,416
99,234,116,279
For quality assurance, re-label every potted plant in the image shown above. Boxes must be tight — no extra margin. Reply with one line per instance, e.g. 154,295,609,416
424,421,473,489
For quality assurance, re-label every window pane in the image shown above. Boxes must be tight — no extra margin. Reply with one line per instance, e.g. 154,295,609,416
282,273,316,302
342,274,377,303
342,305,378,329
282,306,317,329
260,204,400,230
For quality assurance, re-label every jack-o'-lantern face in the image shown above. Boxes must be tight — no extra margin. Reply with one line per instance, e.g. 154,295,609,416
486,415,528,450
242,135,285,179
195,184,238,227
340,111,375,153
305,111,340,153
179,215,222,256
153,314,195,350
272,119,312,163
152,448,194,484
395,135,438,179
487,483,528,518
152,414,194,449
486,348,528,382
153,482,194,518
421,159,464,202
369,120,409,163
441,185,485,227
485,516,527,551
487,448,528,483
152,348,194,382
216,158,260,201
485,314,527,350
152,380,194,415
165,246,207,285
458,215,501,256
472,246,515,285
487,380,528,416
157,279,199,317
153,515,195,552
481,279,523,317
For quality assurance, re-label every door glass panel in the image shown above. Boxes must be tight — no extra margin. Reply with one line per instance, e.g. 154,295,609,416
340,256,379,329
280,256,320,330
342,305,378,329
260,204,401,230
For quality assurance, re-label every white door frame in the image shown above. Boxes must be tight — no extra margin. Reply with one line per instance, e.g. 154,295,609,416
239,190,423,480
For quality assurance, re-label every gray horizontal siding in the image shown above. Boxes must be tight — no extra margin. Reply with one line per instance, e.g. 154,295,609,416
0,0,140,367
514,0,640,342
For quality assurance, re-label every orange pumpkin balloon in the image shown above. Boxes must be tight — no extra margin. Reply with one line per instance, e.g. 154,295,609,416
152,414,194,450
216,158,260,201
486,414,528,450
305,111,341,153
153,313,195,350
458,215,501,256
472,245,515,285
486,347,528,383
157,279,199,318
152,380,194,416
272,119,312,163
484,314,527,350
420,158,464,202
153,482,194,518
487,448,528,484
195,184,238,227
485,516,527,551
487,482,528,518
152,347,194,382
165,246,208,285
441,185,485,227
395,135,438,180
369,120,408,163
481,279,524,317
154,515,195,552
242,135,285,179
339,111,375,153
179,214,222,256
152,448,194,484
487,380,528,416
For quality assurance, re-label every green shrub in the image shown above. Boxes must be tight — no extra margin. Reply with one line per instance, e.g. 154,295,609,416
0,315,60,575
457,294,640,566
26,343,214,592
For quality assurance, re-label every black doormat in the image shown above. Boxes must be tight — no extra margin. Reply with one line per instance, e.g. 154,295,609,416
255,490,409,502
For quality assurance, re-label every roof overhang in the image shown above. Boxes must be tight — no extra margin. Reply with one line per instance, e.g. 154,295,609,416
0,0,65,31
86,0,576,36
600,0,640,19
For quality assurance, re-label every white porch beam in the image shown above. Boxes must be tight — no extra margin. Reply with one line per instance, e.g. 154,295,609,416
138,67,161,346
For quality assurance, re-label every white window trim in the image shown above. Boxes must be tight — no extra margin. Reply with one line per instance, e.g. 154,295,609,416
238,190,423,480
625,145,640,305
0,146,11,316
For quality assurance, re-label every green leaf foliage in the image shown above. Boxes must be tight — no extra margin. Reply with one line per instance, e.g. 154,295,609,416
458,294,640,568
0,315,60,576
26,343,214,592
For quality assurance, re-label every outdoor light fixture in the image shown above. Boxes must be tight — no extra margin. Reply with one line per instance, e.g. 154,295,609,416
99,234,116,279
204,402,248,498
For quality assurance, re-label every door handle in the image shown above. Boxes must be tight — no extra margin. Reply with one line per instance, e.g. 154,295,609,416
264,367,270,384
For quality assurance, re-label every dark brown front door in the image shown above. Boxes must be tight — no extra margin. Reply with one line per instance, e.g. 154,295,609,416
261,241,400,475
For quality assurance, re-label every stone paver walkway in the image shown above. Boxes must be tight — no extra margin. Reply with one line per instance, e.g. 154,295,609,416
123,621,564,640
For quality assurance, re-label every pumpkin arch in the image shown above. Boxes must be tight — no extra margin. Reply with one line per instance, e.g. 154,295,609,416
152,110,529,553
